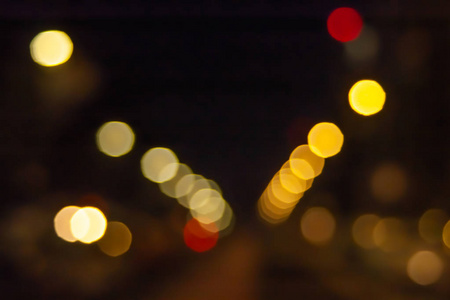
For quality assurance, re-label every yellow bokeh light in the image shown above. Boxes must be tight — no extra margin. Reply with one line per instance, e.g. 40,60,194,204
279,167,307,194
54,206,80,242
158,164,193,198
307,122,344,158
349,80,385,116
96,121,135,157
407,251,443,286
141,147,179,183
271,174,303,205
97,222,132,257
177,175,211,208
442,220,450,248
289,145,325,178
70,207,107,244
373,217,407,252
30,30,73,67
190,190,226,224
370,162,407,203
352,214,380,249
418,209,448,244
300,207,336,246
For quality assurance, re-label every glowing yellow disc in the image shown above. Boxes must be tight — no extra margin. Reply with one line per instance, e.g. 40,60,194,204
349,80,385,116
141,147,179,183
70,207,107,244
96,121,135,157
30,30,73,67
54,206,80,242
307,122,344,158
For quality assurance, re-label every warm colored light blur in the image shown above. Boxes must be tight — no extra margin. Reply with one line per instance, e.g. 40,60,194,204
373,217,407,252
70,207,107,244
300,207,336,245
184,218,218,252
418,209,448,244
190,189,226,223
96,121,135,157
159,163,193,198
371,162,407,203
442,221,450,249
214,202,234,233
349,80,386,116
97,222,132,257
307,122,344,158
327,7,363,42
279,167,307,194
352,214,380,249
407,251,443,286
271,174,303,205
30,30,73,67
54,206,80,242
290,145,325,178
177,175,211,208
141,147,179,183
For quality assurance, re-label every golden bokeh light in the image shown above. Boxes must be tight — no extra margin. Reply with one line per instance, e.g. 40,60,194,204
373,217,407,252
177,175,211,208
158,163,193,198
307,122,344,158
370,162,407,203
418,209,448,244
97,222,132,257
54,206,81,242
96,121,135,157
30,30,73,67
279,167,307,194
271,174,303,205
300,207,336,245
352,214,380,249
289,144,325,178
70,207,107,244
141,147,179,183
442,220,450,249
407,251,443,286
349,80,385,116
191,192,226,224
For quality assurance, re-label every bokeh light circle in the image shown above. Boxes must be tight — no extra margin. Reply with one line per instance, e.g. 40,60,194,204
30,30,73,66
307,122,344,158
349,80,386,116
183,218,218,252
54,206,80,242
407,251,443,286
141,147,179,183
97,222,132,257
96,121,135,157
327,7,363,42
300,207,336,245
70,207,107,244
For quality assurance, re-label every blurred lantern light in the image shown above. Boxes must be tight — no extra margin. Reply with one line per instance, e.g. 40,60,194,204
159,164,193,198
54,206,81,242
70,207,107,244
307,122,344,158
30,30,73,67
289,144,325,178
370,162,407,203
352,214,380,249
184,218,218,252
327,7,363,42
141,147,179,183
407,251,443,286
349,80,386,116
97,222,132,257
344,26,379,63
300,207,336,245
373,217,407,252
442,220,450,248
418,209,448,244
96,121,135,157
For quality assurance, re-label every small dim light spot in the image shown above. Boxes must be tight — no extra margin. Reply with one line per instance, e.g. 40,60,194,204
349,80,386,116
97,222,132,257
371,162,407,203
289,145,325,178
327,7,363,42
307,122,344,158
407,251,443,286
141,147,179,183
54,206,80,242
30,30,73,67
344,26,379,63
442,221,450,249
70,207,107,244
373,218,407,252
184,218,218,252
300,207,336,246
352,214,380,249
418,209,448,244
96,121,135,157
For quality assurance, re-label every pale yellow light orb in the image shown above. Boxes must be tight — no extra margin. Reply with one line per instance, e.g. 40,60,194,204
96,121,135,157
97,222,132,257
70,207,107,244
349,80,386,116
30,30,73,67
407,251,443,286
300,207,336,245
141,147,179,183
54,206,80,242
307,122,344,158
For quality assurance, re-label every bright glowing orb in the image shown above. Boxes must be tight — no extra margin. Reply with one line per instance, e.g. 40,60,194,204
349,80,386,116
141,147,179,183
327,7,363,42
30,30,73,67
54,206,80,242
96,121,135,157
70,207,107,244
307,122,344,158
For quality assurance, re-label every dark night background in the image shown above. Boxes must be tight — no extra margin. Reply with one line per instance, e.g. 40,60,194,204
1,1,450,299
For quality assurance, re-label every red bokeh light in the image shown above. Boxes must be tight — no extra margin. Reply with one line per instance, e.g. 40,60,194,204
327,7,363,42
183,219,218,253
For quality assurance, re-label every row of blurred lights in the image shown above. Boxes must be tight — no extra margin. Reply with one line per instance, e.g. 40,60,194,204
96,121,234,252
